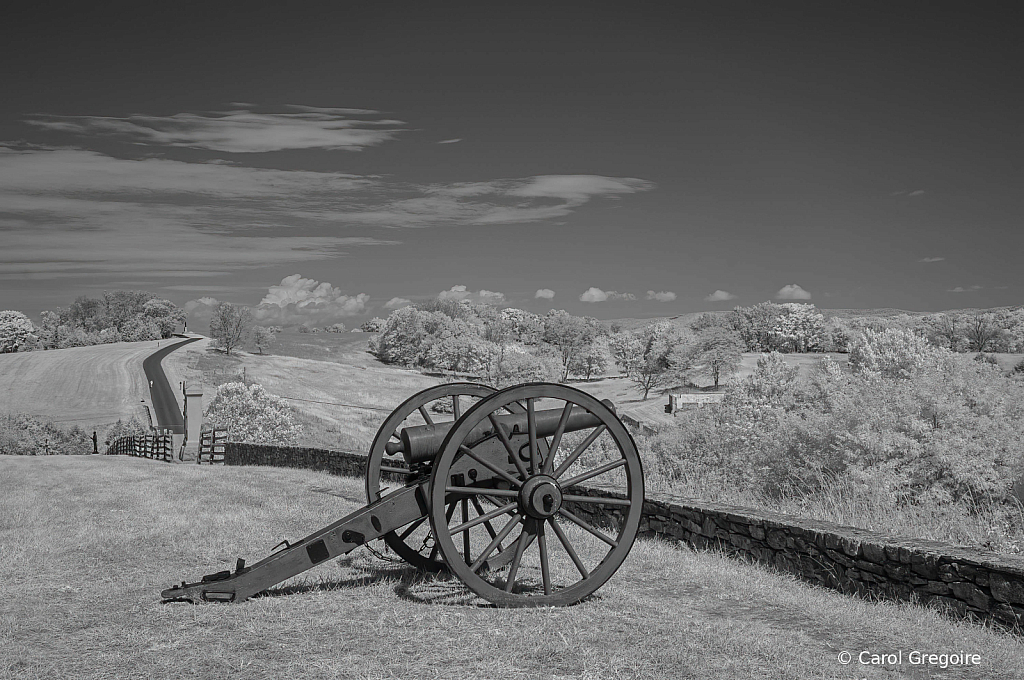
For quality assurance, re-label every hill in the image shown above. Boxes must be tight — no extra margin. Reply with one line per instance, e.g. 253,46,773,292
0,340,169,428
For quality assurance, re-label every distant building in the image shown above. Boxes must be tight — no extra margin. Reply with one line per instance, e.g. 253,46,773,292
665,392,725,414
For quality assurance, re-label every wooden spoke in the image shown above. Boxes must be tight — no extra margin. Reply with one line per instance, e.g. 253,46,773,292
504,521,534,592
453,395,461,420
461,499,471,563
417,405,434,426
471,497,505,544
448,501,517,535
488,414,530,479
459,445,522,488
559,458,626,488
552,424,607,479
542,401,575,475
561,494,631,507
470,513,523,573
538,521,551,595
398,516,427,541
527,398,538,474
548,517,589,579
557,508,618,547
446,486,518,498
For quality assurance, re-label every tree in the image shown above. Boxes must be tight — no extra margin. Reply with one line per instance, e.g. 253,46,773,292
142,298,187,338
728,302,786,352
770,303,826,353
250,326,276,355
0,311,35,353
687,327,745,389
204,382,301,444
965,313,999,353
849,327,940,379
543,310,600,381
120,315,161,342
609,323,678,400
568,341,609,380
209,302,253,355
325,323,347,333
361,317,385,333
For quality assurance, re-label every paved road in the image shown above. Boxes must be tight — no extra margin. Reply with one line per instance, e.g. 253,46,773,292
143,336,200,433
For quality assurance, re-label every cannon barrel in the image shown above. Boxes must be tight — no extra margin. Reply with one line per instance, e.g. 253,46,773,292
393,400,614,465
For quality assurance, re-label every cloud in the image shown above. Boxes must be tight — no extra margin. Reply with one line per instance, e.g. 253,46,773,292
251,274,370,325
579,287,635,303
534,289,555,299
26,106,405,153
384,297,412,309
704,290,737,302
919,257,945,263
776,284,812,300
646,290,677,302
948,285,982,293
908,190,926,196
436,138,462,144
437,285,506,305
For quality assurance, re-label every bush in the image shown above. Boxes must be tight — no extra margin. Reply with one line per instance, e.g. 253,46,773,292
0,414,92,455
104,415,149,445
205,382,301,445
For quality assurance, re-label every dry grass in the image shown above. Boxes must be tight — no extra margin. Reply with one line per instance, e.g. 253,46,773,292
0,340,166,429
3,455,1023,679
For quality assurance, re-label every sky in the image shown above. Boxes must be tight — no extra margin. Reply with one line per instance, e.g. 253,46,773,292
1,2,1020,327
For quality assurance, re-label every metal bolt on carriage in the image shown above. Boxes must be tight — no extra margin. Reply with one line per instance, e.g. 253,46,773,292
161,382,645,607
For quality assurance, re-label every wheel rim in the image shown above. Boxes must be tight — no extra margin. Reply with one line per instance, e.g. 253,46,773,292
428,383,644,606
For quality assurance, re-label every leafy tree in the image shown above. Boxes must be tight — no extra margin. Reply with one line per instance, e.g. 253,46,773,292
209,302,253,355
499,308,544,345
849,327,938,379
770,303,826,353
926,313,966,352
361,317,385,333
142,298,187,338
609,323,678,400
368,306,428,365
424,332,497,375
205,382,301,444
416,297,471,320
250,326,276,355
728,302,786,352
0,311,36,353
120,315,161,342
488,350,561,388
568,341,609,380
325,323,347,333
543,310,601,381
687,327,745,388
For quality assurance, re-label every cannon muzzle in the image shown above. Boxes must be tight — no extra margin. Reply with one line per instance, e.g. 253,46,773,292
393,400,614,465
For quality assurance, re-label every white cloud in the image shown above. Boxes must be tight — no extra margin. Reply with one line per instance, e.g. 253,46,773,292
704,290,737,302
384,297,412,309
776,284,812,300
437,285,506,305
948,285,982,293
580,287,635,303
908,190,926,196
646,290,677,302
436,138,462,144
26,106,405,153
919,257,945,263
534,288,555,299
251,275,369,325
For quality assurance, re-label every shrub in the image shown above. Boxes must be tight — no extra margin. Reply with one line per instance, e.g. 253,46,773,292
204,382,301,444
104,415,149,444
0,414,92,455
848,327,942,379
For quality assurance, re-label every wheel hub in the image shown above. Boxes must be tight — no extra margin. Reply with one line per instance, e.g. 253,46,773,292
518,475,562,519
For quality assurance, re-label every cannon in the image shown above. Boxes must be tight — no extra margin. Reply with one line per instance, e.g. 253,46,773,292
161,382,644,607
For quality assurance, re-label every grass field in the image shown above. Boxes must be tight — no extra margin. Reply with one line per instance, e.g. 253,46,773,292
0,340,168,429
2,455,1022,679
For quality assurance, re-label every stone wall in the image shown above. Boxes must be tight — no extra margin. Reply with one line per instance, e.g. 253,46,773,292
222,442,1024,628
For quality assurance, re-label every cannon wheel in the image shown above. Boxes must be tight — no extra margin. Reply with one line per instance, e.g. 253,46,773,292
428,383,644,606
367,382,508,571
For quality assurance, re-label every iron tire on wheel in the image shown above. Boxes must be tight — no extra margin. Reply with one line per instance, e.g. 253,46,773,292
427,382,644,606
366,383,496,571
